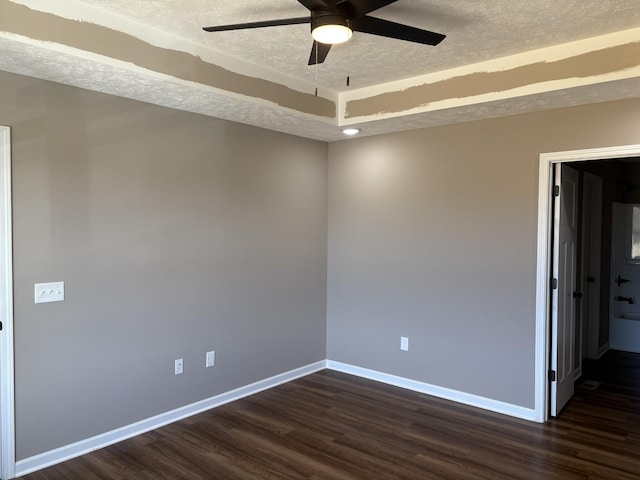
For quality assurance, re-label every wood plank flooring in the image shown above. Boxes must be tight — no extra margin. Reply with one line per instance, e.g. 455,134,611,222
21,350,640,479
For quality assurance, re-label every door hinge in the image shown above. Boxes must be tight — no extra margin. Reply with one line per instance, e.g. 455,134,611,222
551,278,558,290
553,185,560,197
549,370,556,382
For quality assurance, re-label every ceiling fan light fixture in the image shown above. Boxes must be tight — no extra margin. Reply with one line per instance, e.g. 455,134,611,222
204,2,446,66
311,14,352,45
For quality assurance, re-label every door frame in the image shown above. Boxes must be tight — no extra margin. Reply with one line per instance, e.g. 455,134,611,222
0,126,15,479
535,143,640,423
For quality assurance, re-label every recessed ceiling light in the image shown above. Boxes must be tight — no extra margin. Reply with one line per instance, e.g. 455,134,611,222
342,128,360,136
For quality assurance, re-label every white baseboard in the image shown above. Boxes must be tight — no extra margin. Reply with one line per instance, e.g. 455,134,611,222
326,360,537,422
15,360,326,477
16,359,537,477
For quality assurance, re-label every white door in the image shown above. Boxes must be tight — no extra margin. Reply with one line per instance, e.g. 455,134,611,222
581,173,602,360
550,164,579,416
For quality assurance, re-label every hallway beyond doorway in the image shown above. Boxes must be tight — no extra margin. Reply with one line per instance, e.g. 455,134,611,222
576,349,640,401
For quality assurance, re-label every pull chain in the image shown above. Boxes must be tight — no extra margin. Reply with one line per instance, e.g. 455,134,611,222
347,39,350,87
315,41,318,96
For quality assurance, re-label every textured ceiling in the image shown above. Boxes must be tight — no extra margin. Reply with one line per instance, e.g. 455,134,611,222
73,0,640,91
1,0,640,141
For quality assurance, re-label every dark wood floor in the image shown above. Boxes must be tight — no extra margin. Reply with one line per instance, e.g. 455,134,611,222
21,350,640,479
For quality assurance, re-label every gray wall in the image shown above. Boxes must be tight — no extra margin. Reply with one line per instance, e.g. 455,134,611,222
7,64,640,462
327,99,640,408
2,71,328,460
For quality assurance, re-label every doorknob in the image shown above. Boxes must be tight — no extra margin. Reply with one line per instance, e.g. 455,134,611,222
573,291,583,299
586,276,595,283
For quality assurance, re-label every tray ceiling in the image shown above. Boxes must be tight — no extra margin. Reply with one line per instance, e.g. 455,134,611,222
1,0,640,141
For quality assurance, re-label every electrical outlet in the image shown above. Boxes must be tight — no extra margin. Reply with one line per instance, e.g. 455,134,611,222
34,281,65,304
174,358,184,375
400,336,409,351
206,351,215,368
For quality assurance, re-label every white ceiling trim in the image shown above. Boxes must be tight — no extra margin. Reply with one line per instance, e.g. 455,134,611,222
340,27,640,123
343,26,640,100
5,0,322,95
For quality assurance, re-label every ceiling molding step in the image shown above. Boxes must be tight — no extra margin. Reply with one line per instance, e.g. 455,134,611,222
341,28,640,122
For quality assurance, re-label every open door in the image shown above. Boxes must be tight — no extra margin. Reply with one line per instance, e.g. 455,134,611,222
581,173,603,360
550,164,579,416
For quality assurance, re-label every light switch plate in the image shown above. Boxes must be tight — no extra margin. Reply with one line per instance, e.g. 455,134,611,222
34,282,65,304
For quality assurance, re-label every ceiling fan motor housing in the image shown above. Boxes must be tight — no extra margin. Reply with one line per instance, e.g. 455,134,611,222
310,11,351,33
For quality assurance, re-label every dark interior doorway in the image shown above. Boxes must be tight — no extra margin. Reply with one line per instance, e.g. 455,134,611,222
560,157,640,414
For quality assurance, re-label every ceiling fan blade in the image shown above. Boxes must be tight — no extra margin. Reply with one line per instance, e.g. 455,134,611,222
308,41,332,65
341,0,398,17
297,0,335,10
203,17,309,32
352,16,445,45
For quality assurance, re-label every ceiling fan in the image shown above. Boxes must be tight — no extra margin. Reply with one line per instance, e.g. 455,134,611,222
203,0,446,66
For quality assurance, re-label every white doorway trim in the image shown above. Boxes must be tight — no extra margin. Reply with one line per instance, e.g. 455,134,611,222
535,143,640,423
0,126,15,479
